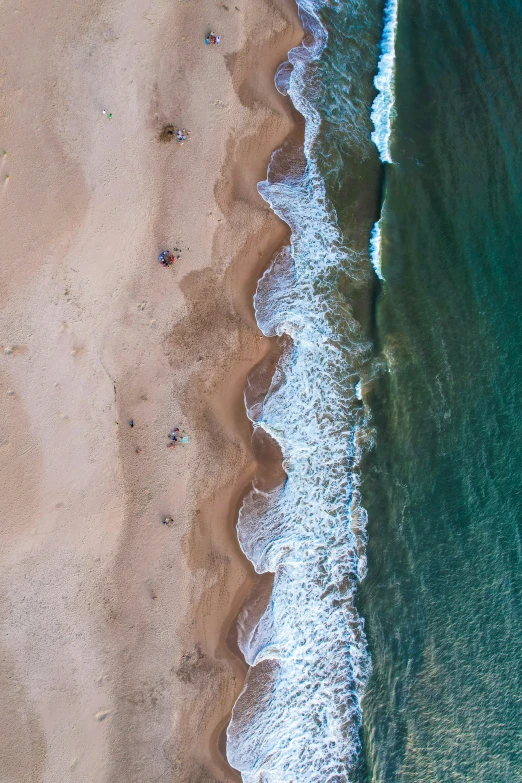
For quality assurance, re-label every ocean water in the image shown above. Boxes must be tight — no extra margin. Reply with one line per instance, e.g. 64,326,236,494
227,0,522,780
356,0,522,780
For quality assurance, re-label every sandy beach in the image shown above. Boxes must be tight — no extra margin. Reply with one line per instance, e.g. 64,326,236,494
0,0,301,781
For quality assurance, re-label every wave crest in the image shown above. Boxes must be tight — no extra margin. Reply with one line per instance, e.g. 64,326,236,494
370,0,399,164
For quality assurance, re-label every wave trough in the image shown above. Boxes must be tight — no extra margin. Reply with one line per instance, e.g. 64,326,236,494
227,2,373,781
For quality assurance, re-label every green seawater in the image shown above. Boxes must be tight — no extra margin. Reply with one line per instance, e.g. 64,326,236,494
352,0,522,780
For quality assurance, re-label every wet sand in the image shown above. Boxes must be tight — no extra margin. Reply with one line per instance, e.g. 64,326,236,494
0,0,301,781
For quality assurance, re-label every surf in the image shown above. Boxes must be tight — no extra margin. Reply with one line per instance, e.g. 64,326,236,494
370,0,399,164
226,2,373,781
369,0,399,280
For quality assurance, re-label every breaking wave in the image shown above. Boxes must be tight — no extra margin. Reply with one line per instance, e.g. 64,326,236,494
370,0,399,280
226,3,373,781
369,217,384,281
370,0,399,163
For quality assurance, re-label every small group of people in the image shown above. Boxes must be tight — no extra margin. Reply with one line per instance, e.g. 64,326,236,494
176,128,190,144
205,31,220,45
167,427,189,450
158,250,173,267
158,249,181,267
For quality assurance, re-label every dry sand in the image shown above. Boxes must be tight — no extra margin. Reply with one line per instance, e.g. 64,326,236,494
0,0,302,781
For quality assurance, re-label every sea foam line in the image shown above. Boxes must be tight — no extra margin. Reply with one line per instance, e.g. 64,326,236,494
370,0,399,281
227,2,371,782
370,0,399,164
369,218,384,281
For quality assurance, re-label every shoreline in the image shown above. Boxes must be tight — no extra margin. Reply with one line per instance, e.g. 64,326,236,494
172,3,304,779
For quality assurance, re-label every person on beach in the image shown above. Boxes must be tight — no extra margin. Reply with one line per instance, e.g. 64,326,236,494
176,128,190,144
205,32,220,45
158,250,174,267
167,428,188,447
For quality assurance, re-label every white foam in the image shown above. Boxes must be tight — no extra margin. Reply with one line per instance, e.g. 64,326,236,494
369,217,385,280
226,2,372,781
371,0,399,163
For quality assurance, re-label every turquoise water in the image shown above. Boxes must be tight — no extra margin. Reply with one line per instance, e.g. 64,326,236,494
355,0,522,779
227,0,522,779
